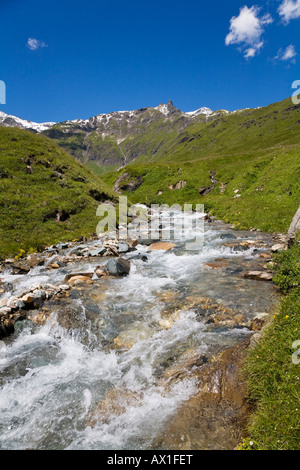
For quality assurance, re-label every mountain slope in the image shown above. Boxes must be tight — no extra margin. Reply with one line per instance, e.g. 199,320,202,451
0,127,117,260
102,97,300,233
41,100,219,172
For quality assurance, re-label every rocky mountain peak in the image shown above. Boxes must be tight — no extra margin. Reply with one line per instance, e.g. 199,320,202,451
155,100,181,116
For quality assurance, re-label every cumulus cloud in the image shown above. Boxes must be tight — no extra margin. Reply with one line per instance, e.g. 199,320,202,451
225,5,273,58
274,44,297,63
27,38,47,51
278,0,300,24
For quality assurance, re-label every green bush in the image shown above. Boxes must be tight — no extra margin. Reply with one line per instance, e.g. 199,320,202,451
273,244,300,293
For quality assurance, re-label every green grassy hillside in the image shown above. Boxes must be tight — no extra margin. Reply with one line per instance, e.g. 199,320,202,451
138,98,300,164
0,127,117,260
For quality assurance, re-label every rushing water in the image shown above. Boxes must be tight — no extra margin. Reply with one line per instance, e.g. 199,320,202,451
0,211,278,450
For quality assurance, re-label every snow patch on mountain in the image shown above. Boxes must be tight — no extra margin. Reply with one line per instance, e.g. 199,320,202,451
185,107,213,117
0,111,55,132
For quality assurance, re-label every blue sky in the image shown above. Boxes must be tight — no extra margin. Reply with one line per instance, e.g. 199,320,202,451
0,0,299,122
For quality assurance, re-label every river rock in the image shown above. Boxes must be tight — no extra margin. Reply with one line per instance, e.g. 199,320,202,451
106,258,130,276
259,253,271,259
113,323,153,350
0,319,15,339
26,253,45,266
271,243,286,253
12,263,31,275
232,244,251,252
89,247,107,257
51,263,60,269
6,296,18,309
250,318,266,331
148,242,177,251
0,297,8,308
181,296,248,328
87,388,143,426
13,253,45,274
45,247,58,254
138,238,160,246
33,290,47,302
103,245,119,256
156,290,179,303
128,239,139,248
220,233,236,240
126,254,148,262
161,350,209,383
67,276,94,286
56,242,69,250
158,311,181,330
0,306,12,316
118,241,130,253
243,271,273,281
21,293,36,304
205,261,228,270
64,273,94,283
58,284,70,291
94,266,109,278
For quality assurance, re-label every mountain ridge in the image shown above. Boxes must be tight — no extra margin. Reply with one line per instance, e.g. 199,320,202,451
0,100,219,131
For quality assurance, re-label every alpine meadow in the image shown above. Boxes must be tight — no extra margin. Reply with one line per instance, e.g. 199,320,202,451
0,0,299,454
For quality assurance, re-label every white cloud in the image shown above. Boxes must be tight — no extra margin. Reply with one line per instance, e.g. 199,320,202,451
27,38,47,51
244,41,264,58
278,0,300,24
282,44,297,60
225,5,273,58
274,44,297,63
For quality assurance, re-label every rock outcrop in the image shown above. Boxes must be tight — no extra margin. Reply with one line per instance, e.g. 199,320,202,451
288,205,300,240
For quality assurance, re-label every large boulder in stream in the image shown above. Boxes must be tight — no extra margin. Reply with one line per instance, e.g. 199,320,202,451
106,258,131,276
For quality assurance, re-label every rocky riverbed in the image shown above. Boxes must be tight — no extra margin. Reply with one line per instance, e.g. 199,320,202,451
0,209,286,450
